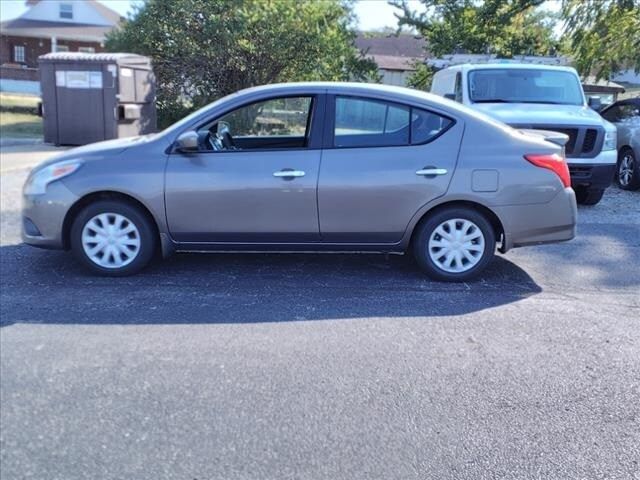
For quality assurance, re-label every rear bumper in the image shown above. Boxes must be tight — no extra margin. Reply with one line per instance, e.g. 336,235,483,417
495,187,577,252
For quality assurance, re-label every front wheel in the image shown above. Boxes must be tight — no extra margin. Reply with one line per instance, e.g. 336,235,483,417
617,148,640,191
413,207,496,282
70,200,157,276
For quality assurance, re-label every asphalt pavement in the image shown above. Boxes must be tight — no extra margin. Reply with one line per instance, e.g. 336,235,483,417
1,147,639,479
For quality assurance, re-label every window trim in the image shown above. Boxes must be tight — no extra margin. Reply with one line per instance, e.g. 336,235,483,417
13,45,25,63
326,94,456,150
59,3,74,19
172,94,324,154
454,72,462,103
78,46,96,53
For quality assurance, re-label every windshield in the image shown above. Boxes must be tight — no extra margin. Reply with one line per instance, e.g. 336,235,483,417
468,68,584,105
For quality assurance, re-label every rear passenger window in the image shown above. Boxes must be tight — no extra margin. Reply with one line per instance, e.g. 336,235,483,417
334,97,409,147
333,96,453,148
411,109,453,144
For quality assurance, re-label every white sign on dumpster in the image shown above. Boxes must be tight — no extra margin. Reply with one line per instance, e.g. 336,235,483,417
65,71,90,88
55,71,66,87
54,71,104,89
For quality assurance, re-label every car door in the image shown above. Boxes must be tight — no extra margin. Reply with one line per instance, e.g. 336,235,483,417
165,95,323,243
318,94,463,243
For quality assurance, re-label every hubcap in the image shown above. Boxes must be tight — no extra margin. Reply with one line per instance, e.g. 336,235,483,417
619,154,634,186
428,218,485,273
81,213,141,269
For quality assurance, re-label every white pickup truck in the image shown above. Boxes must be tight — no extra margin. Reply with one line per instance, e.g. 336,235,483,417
431,63,618,205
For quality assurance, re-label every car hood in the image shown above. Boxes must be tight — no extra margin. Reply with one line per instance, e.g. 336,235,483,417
472,103,605,127
31,135,157,171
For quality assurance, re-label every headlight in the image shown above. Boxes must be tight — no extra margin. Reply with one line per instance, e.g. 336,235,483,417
603,130,617,151
23,160,82,195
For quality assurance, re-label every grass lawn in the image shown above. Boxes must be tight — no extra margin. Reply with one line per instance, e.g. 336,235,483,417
0,111,43,137
0,92,40,109
0,92,42,139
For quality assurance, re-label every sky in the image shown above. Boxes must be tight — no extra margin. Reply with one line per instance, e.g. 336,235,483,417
0,0,561,32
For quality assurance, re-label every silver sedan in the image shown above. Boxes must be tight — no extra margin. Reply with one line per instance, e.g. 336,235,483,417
22,82,577,281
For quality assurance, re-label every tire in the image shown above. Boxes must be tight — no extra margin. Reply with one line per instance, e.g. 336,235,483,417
617,148,640,191
413,207,496,282
70,200,157,276
574,187,605,205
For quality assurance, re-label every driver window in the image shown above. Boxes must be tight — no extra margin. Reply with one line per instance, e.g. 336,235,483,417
199,96,313,152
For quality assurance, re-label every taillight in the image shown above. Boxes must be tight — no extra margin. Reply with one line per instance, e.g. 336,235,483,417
524,153,571,188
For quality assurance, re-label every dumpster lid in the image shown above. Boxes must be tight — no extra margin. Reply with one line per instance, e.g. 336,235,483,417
39,52,151,66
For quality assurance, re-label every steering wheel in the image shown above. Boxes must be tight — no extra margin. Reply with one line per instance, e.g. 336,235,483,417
204,127,223,151
220,130,235,150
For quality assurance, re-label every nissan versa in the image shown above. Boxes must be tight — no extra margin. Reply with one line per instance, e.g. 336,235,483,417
22,82,577,281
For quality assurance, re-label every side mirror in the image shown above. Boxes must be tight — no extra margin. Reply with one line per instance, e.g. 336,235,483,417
588,96,602,111
444,93,456,101
176,131,199,152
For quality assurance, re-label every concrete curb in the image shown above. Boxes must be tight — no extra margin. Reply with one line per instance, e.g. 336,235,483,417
0,137,43,148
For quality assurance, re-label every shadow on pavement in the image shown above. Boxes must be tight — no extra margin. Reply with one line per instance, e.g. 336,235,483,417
0,244,541,326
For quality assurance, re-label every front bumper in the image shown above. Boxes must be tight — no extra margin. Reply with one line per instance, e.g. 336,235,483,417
495,187,577,252
569,164,616,190
22,181,78,249
568,148,616,189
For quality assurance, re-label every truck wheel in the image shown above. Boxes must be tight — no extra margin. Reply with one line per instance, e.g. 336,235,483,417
413,207,496,282
617,148,640,191
70,200,157,276
575,187,605,205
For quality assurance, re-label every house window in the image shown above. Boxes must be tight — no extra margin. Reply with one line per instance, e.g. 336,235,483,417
55,45,70,52
60,3,73,19
78,47,96,53
13,45,25,63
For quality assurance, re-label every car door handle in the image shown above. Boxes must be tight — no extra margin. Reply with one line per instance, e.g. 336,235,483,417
416,168,448,176
273,169,305,178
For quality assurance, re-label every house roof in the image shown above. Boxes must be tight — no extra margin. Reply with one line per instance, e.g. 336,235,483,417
355,34,427,72
0,18,115,42
581,76,626,94
23,0,122,25
367,54,418,71
0,0,122,42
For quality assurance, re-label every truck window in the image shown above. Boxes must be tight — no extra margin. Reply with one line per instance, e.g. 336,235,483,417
468,69,584,106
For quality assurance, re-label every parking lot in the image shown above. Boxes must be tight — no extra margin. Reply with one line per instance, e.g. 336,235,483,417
1,146,639,479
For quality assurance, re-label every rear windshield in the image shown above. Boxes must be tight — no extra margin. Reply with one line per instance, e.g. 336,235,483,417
468,68,584,105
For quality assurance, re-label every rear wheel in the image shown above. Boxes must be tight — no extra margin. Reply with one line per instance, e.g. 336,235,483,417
70,200,157,276
617,148,640,191
575,186,605,205
413,207,496,282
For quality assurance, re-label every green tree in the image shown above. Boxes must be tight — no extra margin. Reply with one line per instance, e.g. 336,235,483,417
391,0,560,89
562,0,640,80
107,0,378,127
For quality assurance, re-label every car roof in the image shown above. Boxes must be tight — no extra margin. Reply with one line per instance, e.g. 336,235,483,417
162,81,517,139
229,81,479,117
235,81,436,99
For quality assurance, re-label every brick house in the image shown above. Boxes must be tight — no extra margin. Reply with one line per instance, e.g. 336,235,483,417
0,0,122,94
